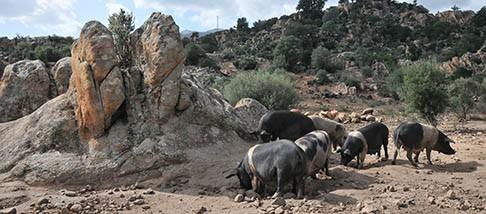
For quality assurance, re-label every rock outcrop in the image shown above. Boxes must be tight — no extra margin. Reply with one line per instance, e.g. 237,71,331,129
0,13,253,186
234,98,268,133
51,57,72,94
441,46,486,75
0,60,56,122
71,21,125,139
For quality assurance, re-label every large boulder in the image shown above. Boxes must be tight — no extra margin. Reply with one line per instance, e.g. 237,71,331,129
0,13,254,186
51,57,72,94
234,98,268,133
0,60,56,123
71,21,125,139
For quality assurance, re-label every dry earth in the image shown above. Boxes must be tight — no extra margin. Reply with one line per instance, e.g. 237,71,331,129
0,116,485,214
0,74,485,214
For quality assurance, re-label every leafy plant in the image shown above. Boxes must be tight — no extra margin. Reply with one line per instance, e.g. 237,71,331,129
223,70,298,110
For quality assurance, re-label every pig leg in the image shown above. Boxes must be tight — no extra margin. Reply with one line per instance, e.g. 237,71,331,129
426,147,433,165
325,158,330,176
406,149,418,167
252,176,264,195
414,151,420,163
392,150,399,165
272,169,285,198
383,144,389,160
294,175,305,199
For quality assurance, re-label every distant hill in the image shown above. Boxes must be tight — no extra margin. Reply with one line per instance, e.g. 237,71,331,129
180,28,224,38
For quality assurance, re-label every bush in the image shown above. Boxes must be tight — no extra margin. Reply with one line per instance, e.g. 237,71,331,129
223,70,298,110
200,35,219,53
234,57,257,70
402,59,448,126
315,70,331,85
448,78,483,121
198,57,219,70
450,66,473,80
343,75,361,89
273,36,302,71
360,66,373,78
184,43,206,66
311,46,331,69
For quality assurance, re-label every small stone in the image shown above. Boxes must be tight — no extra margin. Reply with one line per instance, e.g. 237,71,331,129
70,204,83,212
113,187,120,192
274,207,284,214
446,190,456,199
64,191,77,197
361,204,378,213
107,190,114,195
133,199,145,205
428,196,436,204
0,207,16,214
37,197,49,206
60,207,69,214
195,206,207,214
271,197,286,206
142,205,151,210
134,182,144,189
143,189,155,195
234,194,244,203
403,186,410,192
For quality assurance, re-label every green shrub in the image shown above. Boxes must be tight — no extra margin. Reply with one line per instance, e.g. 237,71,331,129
402,59,448,126
311,46,331,69
234,57,258,70
223,70,298,110
315,70,331,85
273,36,302,71
360,66,373,78
200,35,219,53
448,78,483,121
341,74,361,89
184,43,206,66
198,57,219,70
450,66,473,80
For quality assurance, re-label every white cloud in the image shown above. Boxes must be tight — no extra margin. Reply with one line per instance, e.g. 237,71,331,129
132,0,298,29
106,0,129,15
0,0,80,36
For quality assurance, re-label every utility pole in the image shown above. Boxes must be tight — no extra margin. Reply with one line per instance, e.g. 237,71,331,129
217,16,219,29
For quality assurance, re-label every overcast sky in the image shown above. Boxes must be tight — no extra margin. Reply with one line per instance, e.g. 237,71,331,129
0,0,484,38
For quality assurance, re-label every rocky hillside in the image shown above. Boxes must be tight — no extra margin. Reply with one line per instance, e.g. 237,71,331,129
191,0,485,76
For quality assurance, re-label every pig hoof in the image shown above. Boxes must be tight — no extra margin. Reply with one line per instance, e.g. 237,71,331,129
428,161,433,165
271,192,282,199
391,161,396,165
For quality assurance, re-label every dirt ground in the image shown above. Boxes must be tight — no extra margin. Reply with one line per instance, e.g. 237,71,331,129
1,75,486,214
1,116,485,214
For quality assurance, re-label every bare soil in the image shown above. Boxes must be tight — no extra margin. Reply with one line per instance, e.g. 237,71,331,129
1,75,486,214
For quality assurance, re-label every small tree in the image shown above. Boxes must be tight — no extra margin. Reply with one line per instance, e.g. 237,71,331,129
108,9,135,68
273,36,302,71
451,5,460,12
448,78,482,122
184,43,206,66
297,0,326,20
236,17,250,32
402,59,448,126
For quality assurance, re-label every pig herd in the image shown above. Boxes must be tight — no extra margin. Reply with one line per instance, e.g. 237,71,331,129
226,110,457,199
